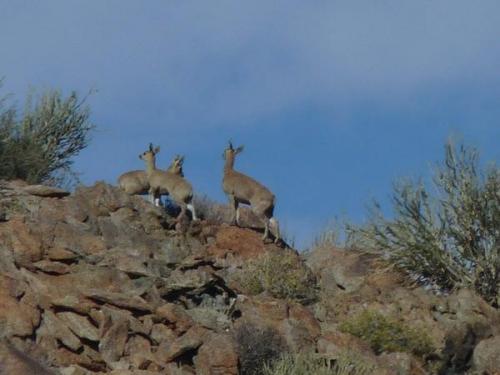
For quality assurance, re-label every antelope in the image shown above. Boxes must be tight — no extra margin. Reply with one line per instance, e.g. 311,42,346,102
118,154,185,206
139,144,197,221
118,169,149,195
168,155,185,176
222,141,280,243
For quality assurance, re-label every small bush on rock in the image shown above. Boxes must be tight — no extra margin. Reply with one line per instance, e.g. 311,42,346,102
0,85,94,186
350,141,500,306
262,351,375,375
234,323,287,375
339,310,434,358
235,251,318,303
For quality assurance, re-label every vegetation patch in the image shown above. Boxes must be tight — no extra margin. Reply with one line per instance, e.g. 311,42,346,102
0,84,94,186
339,309,434,358
262,351,375,375
234,251,318,303
234,323,287,375
349,141,500,306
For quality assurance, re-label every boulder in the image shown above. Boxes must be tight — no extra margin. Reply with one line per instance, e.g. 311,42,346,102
194,333,239,375
56,312,100,341
377,352,427,375
0,276,40,337
306,246,376,294
471,335,500,374
39,311,82,352
85,290,154,312
155,303,194,334
0,217,44,265
207,225,269,263
22,184,70,198
235,295,319,354
0,340,56,375
155,327,205,364
99,316,129,364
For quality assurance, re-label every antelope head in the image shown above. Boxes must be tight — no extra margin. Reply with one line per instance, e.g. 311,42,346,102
139,143,160,163
223,140,244,162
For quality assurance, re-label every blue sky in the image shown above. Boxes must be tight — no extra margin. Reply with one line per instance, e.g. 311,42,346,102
1,1,499,248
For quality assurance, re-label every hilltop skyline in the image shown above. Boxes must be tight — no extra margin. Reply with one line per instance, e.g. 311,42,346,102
1,1,499,247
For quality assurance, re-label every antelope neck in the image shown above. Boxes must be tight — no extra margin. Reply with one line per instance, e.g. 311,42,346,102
224,154,236,172
145,159,156,176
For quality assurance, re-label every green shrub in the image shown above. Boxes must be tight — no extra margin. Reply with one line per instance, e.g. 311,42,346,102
350,141,499,306
235,251,318,303
234,323,287,375
262,351,375,375
339,309,434,357
0,84,94,186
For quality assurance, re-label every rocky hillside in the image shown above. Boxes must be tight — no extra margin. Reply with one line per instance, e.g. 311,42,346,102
0,180,499,375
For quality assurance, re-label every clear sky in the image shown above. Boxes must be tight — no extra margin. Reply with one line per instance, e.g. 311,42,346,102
1,1,499,248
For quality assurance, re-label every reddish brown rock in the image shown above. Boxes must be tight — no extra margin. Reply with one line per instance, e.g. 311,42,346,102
306,246,376,294
207,225,269,261
99,316,129,364
86,290,153,312
0,217,44,265
0,276,40,337
194,333,239,375
156,327,205,364
378,352,427,375
40,311,82,351
289,304,321,339
51,295,99,315
317,331,375,359
46,246,79,261
155,303,194,334
98,306,151,337
52,222,107,256
56,311,100,341
235,296,320,354
50,346,105,372
22,184,70,198
471,335,500,374
151,323,177,345
33,259,71,274
125,335,154,369
0,340,55,375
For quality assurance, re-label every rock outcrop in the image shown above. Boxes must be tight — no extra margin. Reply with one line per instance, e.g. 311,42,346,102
0,180,499,374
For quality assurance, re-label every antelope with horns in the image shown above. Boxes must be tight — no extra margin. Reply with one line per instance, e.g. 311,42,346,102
118,154,185,205
222,141,280,242
139,144,197,221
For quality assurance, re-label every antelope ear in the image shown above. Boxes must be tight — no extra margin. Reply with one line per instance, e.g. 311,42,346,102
153,146,160,154
235,145,244,154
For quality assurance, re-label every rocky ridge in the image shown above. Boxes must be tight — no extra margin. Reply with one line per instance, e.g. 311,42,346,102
0,180,498,374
